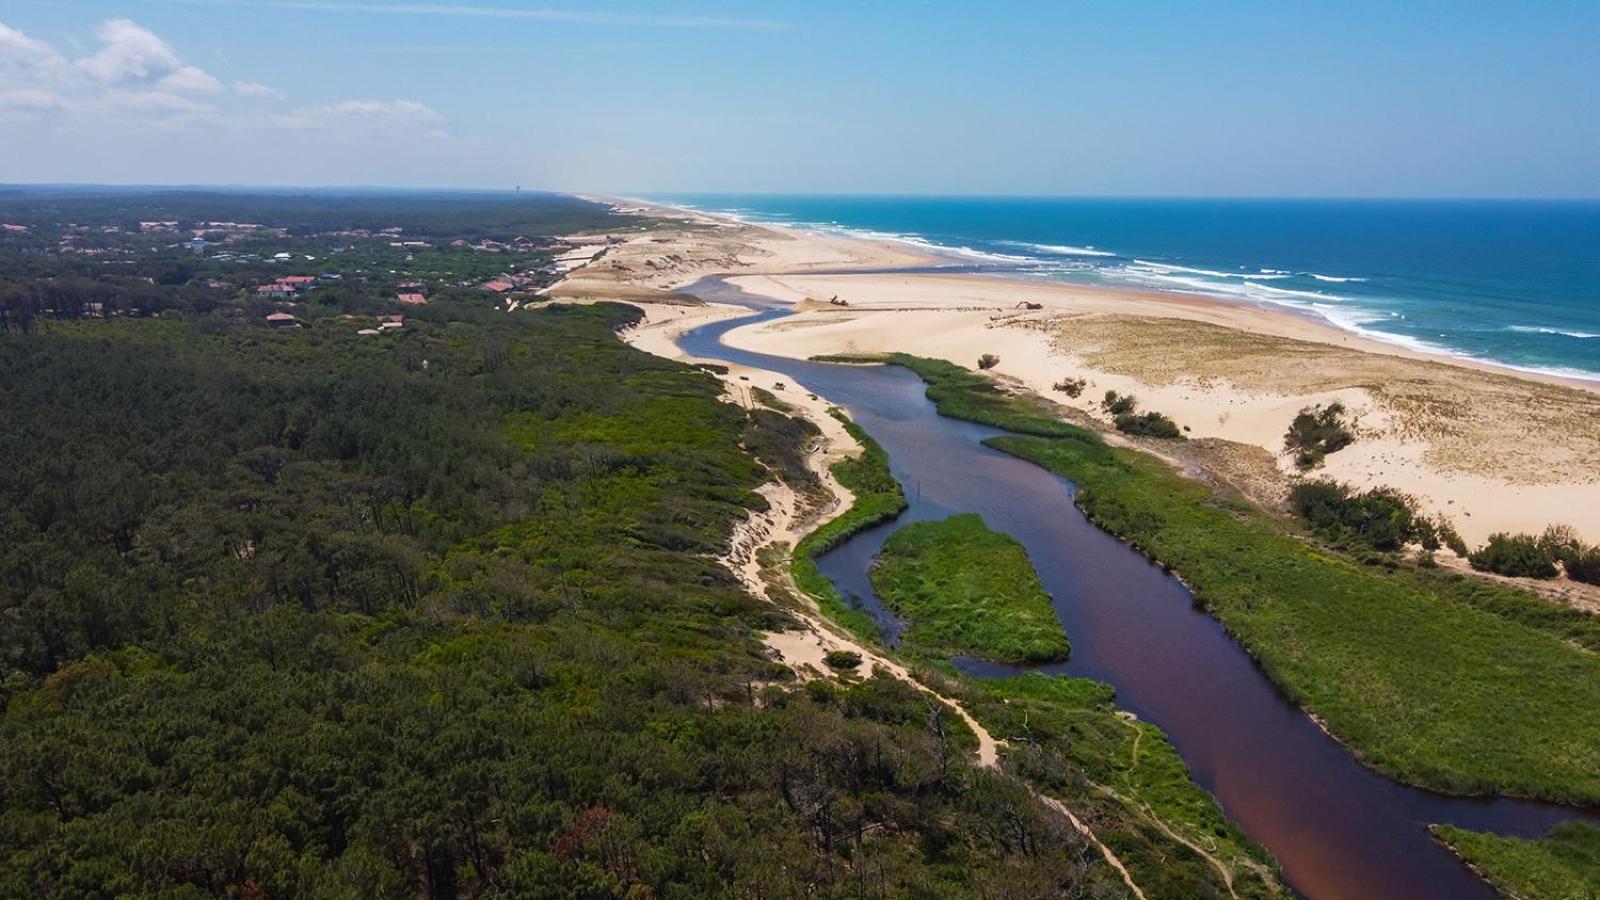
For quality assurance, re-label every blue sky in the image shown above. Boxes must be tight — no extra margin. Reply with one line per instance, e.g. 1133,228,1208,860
1,0,1596,195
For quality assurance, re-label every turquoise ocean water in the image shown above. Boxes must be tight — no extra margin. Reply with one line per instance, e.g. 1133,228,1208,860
646,195,1600,380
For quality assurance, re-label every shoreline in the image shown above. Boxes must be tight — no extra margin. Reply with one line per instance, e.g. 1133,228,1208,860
559,196,1600,553
614,194,1600,392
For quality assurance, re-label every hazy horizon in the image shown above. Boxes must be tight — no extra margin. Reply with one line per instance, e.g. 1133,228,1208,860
2,2,1597,197
5,185,1600,202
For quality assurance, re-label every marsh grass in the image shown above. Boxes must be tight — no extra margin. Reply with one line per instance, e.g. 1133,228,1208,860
870,514,1070,663
1433,822,1600,900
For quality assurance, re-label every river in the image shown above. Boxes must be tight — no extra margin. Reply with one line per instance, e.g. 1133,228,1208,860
674,275,1596,899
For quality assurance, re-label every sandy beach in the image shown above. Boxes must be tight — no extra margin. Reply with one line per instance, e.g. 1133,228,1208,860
550,200,1600,559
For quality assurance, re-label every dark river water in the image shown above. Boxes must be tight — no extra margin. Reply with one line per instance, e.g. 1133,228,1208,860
674,275,1597,900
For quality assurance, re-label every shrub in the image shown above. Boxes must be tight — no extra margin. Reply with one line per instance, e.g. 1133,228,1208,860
1566,547,1600,585
1470,533,1558,579
1288,478,1351,524
823,649,862,670
1438,521,1470,557
1288,479,1431,552
1414,517,1441,552
1538,524,1583,564
1285,401,1356,469
977,353,1000,370
1114,411,1184,439
1053,377,1087,398
1343,488,1417,552
1532,525,1600,585
1101,390,1137,416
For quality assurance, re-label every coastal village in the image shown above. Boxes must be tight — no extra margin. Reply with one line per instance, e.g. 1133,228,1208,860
0,210,615,331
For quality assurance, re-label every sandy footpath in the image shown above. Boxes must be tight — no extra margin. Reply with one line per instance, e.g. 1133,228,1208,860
614,297,1171,896
551,199,1600,552
617,297,1008,771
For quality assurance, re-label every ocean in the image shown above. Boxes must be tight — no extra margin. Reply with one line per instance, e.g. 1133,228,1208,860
645,194,1600,381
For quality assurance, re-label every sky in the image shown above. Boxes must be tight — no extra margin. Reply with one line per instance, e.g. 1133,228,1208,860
0,1,1596,196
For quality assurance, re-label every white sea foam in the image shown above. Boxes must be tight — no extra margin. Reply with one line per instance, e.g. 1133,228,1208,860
1130,260,1292,280
639,197,1600,382
1002,241,1117,258
1507,325,1600,339
1113,265,1341,306
1279,307,1600,381
1253,282,1351,302
762,219,1040,264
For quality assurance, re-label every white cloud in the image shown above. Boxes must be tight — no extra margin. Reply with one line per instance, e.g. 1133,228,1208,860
234,80,284,99
100,89,215,114
0,18,225,97
75,19,184,84
0,21,54,59
275,98,443,130
0,87,62,111
160,65,224,93
0,17,258,130
0,21,66,78
4,16,489,183
322,98,441,121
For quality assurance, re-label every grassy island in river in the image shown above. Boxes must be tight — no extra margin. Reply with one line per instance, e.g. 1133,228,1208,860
870,513,1070,663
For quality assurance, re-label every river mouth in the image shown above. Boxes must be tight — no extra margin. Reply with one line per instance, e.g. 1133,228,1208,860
671,275,1597,900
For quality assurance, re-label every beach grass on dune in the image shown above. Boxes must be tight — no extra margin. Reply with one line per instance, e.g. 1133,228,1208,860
1433,822,1600,900
789,410,907,643
869,514,1070,663
878,352,1600,805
